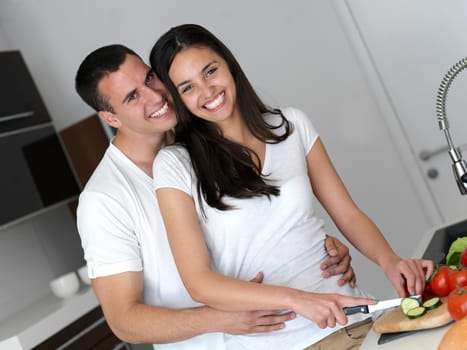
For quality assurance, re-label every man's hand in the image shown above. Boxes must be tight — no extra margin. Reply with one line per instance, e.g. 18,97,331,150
321,235,356,287
210,307,296,335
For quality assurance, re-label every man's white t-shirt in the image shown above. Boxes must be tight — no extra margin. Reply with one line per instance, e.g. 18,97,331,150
77,143,226,350
153,107,371,350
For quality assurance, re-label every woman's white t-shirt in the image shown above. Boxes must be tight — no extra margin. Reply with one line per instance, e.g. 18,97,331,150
153,107,370,350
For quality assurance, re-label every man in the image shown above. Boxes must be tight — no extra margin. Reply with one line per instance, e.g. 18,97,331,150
74,44,356,349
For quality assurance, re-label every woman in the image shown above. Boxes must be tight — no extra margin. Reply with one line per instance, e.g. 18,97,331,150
149,24,433,349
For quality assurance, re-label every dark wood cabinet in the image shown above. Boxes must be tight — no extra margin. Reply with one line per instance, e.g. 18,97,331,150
32,306,125,350
59,114,110,218
59,114,109,188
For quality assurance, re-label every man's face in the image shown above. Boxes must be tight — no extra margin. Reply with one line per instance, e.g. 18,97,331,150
97,54,177,136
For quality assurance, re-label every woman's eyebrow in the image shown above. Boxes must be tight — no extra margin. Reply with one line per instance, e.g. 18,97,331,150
176,61,218,88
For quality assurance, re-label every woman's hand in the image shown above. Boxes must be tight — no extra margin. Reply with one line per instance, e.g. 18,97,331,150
381,255,434,297
322,235,356,287
289,292,375,329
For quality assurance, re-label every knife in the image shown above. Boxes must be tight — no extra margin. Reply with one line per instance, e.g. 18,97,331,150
343,295,421,315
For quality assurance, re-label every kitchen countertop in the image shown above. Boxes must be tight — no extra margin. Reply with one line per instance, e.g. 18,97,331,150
0,286,98,349
360,219,462,350
360,323,452,350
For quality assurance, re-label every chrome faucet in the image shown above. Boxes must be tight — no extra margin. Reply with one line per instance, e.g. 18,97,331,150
436,57,467,194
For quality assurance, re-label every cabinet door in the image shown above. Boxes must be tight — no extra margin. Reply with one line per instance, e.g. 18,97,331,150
32,307,122,350
0,50,51,133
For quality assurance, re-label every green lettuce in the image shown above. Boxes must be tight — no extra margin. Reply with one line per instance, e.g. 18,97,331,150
446,237,467,266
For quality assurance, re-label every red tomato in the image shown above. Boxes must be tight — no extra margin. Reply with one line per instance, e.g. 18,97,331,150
429,266,453,297
447,286,467,321
461,248,467,268
448,269,467,291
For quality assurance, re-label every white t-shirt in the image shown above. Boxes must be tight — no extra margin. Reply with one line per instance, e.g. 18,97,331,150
153,107,371,350
77,143,227,350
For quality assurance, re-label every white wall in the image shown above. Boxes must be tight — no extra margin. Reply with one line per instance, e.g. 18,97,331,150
0,21,11,50
341,0,467,225
0,0,432,299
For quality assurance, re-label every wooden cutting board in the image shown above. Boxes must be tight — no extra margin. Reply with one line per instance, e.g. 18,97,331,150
373,297,453,333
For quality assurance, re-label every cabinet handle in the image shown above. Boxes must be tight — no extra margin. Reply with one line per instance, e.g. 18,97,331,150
0,111,34,123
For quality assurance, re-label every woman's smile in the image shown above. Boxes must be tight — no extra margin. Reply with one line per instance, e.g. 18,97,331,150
203,91,225,110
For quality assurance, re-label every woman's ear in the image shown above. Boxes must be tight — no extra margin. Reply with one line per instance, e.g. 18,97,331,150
98,110,121,129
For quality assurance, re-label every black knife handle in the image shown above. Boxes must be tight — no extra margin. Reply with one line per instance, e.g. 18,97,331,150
343,305,369,315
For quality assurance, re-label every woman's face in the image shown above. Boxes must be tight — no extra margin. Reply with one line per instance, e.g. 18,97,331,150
168,46,239,125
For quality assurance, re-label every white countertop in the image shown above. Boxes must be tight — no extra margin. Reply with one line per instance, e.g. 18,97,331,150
0,286,98,350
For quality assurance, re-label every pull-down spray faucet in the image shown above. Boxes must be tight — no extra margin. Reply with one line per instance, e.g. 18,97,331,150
436,57,467,194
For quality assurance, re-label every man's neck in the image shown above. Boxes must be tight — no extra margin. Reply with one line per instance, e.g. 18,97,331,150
112,131,172,177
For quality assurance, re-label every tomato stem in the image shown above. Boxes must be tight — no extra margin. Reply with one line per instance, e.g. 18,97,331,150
428,264,440,282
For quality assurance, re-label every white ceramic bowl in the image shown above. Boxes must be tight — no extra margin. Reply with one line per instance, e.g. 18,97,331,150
77,265,91,285
49,272,80,299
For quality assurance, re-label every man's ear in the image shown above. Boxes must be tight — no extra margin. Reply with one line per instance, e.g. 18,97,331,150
98,110,121,129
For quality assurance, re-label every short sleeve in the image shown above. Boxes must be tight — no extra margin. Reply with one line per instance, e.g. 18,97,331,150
282,107,319,154
153,145,194,196
77,191,142,278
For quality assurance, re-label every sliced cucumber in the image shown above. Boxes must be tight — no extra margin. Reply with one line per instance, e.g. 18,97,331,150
400,297,421,315
406,306,426,319
422,297,442,310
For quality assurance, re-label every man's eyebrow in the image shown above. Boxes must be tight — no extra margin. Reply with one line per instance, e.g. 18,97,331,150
122,88,137,104
176,61,217,88
145,68,154,82
122,68,153,104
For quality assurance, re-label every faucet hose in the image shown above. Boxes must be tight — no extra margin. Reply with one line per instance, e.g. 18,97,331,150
436,57,467,163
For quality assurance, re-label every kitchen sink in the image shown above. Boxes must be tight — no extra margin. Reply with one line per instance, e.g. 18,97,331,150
422,218,467,263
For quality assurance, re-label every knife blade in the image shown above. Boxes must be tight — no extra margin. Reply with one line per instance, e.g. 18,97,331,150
343,295,421,315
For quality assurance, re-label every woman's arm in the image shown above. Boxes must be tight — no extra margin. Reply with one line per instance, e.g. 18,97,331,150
92,271,295,344
306,138,434,296
156,187,374,328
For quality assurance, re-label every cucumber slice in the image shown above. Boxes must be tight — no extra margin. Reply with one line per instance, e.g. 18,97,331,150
406,306,426,319
422,297,442,310
400,297,420,315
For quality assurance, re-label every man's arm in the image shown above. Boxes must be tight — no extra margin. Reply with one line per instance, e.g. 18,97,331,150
322,235,356,287
92,271,295,344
